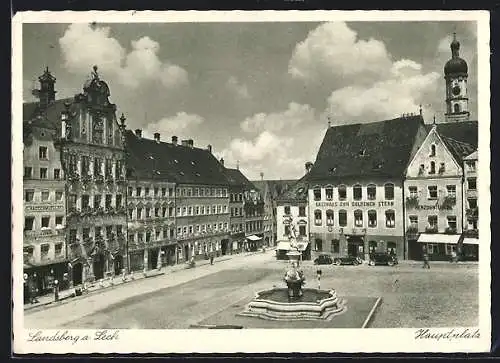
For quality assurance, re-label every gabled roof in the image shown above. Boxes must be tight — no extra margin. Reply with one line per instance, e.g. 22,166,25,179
464,150,478,160
427,121,478,148
23,98,74,131
125,130,230,185
252,179,297,200
307,115,426,183
276,175,309,203
440,135,476,165
224,168,256,190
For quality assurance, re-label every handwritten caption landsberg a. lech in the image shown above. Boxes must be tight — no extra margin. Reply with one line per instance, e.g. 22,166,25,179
27,330,119,345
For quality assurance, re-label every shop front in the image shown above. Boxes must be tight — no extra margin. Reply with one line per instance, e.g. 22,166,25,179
246,234,263,251
24,261,69,296
275,240,310,260
129,250,145,272
416,233,461,261
461,237,479,261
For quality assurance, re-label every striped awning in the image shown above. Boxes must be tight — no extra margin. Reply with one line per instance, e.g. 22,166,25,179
463,238,479,245
417,234,461,244
277,241,291,250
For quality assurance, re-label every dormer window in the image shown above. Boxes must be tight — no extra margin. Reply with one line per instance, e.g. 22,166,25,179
174,159,179,164
353,184,362,201
191,161,196,166
313,188,321,201
359,148,366,156
430,144,436,157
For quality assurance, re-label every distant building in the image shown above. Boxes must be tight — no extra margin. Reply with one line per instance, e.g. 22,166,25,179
462,150,479,259
23,75,67,293
305,116,428,261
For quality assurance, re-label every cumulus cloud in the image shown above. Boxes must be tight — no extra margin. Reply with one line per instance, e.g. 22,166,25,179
144,112,204,139
240,102,316,133
59,23,188,90
289,22,392,83
226,76,250,99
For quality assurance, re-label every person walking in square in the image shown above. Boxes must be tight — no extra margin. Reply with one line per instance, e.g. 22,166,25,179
422,250,430,269
210,253,214,265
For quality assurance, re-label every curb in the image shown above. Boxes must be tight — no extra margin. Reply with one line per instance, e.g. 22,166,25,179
361,297,382,329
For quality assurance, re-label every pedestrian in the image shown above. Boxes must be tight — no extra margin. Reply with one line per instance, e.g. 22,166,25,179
210,254,214,265
53,279,59,301
29,274,39,304
422,252,430,269
450,250,457,263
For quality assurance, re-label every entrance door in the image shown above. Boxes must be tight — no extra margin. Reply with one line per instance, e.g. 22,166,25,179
184,245,189,261
93,254,105,280
150,249,159,269
73,263,83,285
221,240,228,255
114,256,123,275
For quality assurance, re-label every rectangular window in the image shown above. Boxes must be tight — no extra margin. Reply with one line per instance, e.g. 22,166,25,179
162,187,167,197
368,210,377,228
145,187,150,196
136,187,142,197
353,185,362,201
339,211,347,227
217,205,221,214
468,177,477,190
428,215,438,228
468,198,478,209
81,195,90,208
428,186,438,200
128,187,133,197
25,189,34,202
354,211,363,227
325,187,333,200
188,226,193,234
137,208,143,219
331,240,340,254
105,194,112,209
146,208,151,218
212,205,216,214
182,206,187,216
200,188,205,197
93,195,101,209
187,206,192,215
446,185,456,198
145,232,151,242
409,215,418,227
367,185,376,200
39,146,48,159
40,168,48,179
187,188,192,197
55,216,63,226
299,206,306,217
385,210,395,228
154,207,160,217
299,225,306,236
284,206,291,215
168,188,173,197
384,184,394,200
116,194,122,207
408,186,418,198
176,207,181,216
313,188,321,201
154,187,159,197
338,186,347,201
69,229,77,243
162,207,167,218
466,161,477,172
169,207,173,216
82,228,90,240
41,244,50,257
177,227,182,236
53,169,60,180
128,209,133,220
315,239,323,252
24,167,32,179
447,216,457,230
183,226,187,235
24,217,34,231
41,216,50,228
41,190,50,201
55,190,63,201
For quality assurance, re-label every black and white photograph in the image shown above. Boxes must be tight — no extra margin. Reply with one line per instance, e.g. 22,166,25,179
12,11,490,354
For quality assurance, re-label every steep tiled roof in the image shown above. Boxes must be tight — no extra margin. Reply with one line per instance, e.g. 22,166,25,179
252,180,297,200
276,175,309,203
428,121,478,148
224,168,256,190
464,150,478,160
125,130,230,185
307,115,426,183
23,98,75,131
441,135,476,165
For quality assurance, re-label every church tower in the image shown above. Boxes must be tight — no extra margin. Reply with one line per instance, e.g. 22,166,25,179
444,33,470,123
32,67,57,109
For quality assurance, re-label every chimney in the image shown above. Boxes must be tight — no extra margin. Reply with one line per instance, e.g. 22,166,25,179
305,161,314,173
172,135,178,145
135,129,142,138
154,133,160,143
207,144,212,153
188,139,194,148
220,158,224,166
181,139,189,147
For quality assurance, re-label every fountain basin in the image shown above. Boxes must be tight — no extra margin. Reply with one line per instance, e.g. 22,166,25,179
238,288,346,321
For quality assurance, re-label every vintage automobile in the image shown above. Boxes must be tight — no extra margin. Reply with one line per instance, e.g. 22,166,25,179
313,254,333,265
369,252,398,266
333,255,363,266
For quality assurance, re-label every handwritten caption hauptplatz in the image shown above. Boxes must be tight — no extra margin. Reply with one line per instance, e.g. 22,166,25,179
27,330,120,345
415,328,480,341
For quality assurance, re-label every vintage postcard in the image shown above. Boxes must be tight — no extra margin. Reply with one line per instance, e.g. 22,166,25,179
12,10,491,354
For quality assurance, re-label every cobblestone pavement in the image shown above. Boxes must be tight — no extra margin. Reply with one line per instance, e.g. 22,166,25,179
24,254,478,329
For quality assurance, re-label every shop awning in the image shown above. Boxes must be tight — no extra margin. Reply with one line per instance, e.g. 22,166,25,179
463,238,479,245
277,241,291,250
246,235,262,241
295,241,309,251
417,234,461,244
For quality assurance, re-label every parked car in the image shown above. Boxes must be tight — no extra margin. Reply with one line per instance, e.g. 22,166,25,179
333,256,363,266
313,254,333,265
369,252,398,266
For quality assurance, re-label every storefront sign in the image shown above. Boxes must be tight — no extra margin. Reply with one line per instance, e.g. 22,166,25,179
25,204,64,213
315,201,394,208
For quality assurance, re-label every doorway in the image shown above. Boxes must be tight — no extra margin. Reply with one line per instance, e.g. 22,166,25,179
221,240,229,256
184,245,189,262
347,236,364,257
114,256,123,275
93,254,105,280
149,248,159,269
73,262,83,285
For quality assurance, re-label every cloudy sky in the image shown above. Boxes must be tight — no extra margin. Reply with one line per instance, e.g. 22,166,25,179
23,21,478,180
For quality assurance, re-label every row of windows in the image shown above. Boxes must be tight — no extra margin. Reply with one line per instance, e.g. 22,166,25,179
24,243,64,259
24,167,61,180
313,209,396,228
246,221,264,232
177,222,229,236
24,189,64,202
176,204,228,217
230,207,244,217
408,185,456,199
68,225,124,242
128,206,174,220
128,228,175,243
231,223,244,233
313,239,397,255
313,183,395,201
284,224,307,237
69,194,123,209
24,215,64,231
128,186,174,198
283,206,307,216
67,155,125,179
230,193,244,202
408,215,457,230
177,187,228,198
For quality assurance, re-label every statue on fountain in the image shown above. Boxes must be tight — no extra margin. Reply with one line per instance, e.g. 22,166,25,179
284,262,305,300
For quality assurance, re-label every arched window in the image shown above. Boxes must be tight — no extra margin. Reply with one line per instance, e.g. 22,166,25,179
384,183,394,200
430,161,436,174
326,209,334,226
314,210,322,226
385,210,396,228
339,210,347,227
454,104,460,113
354,210,363,227
353,184,362,201
338,185,347,201
367,184,376,200
325,186,333,200
368,210,377,228
430,144,436,157
313,187,321,201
